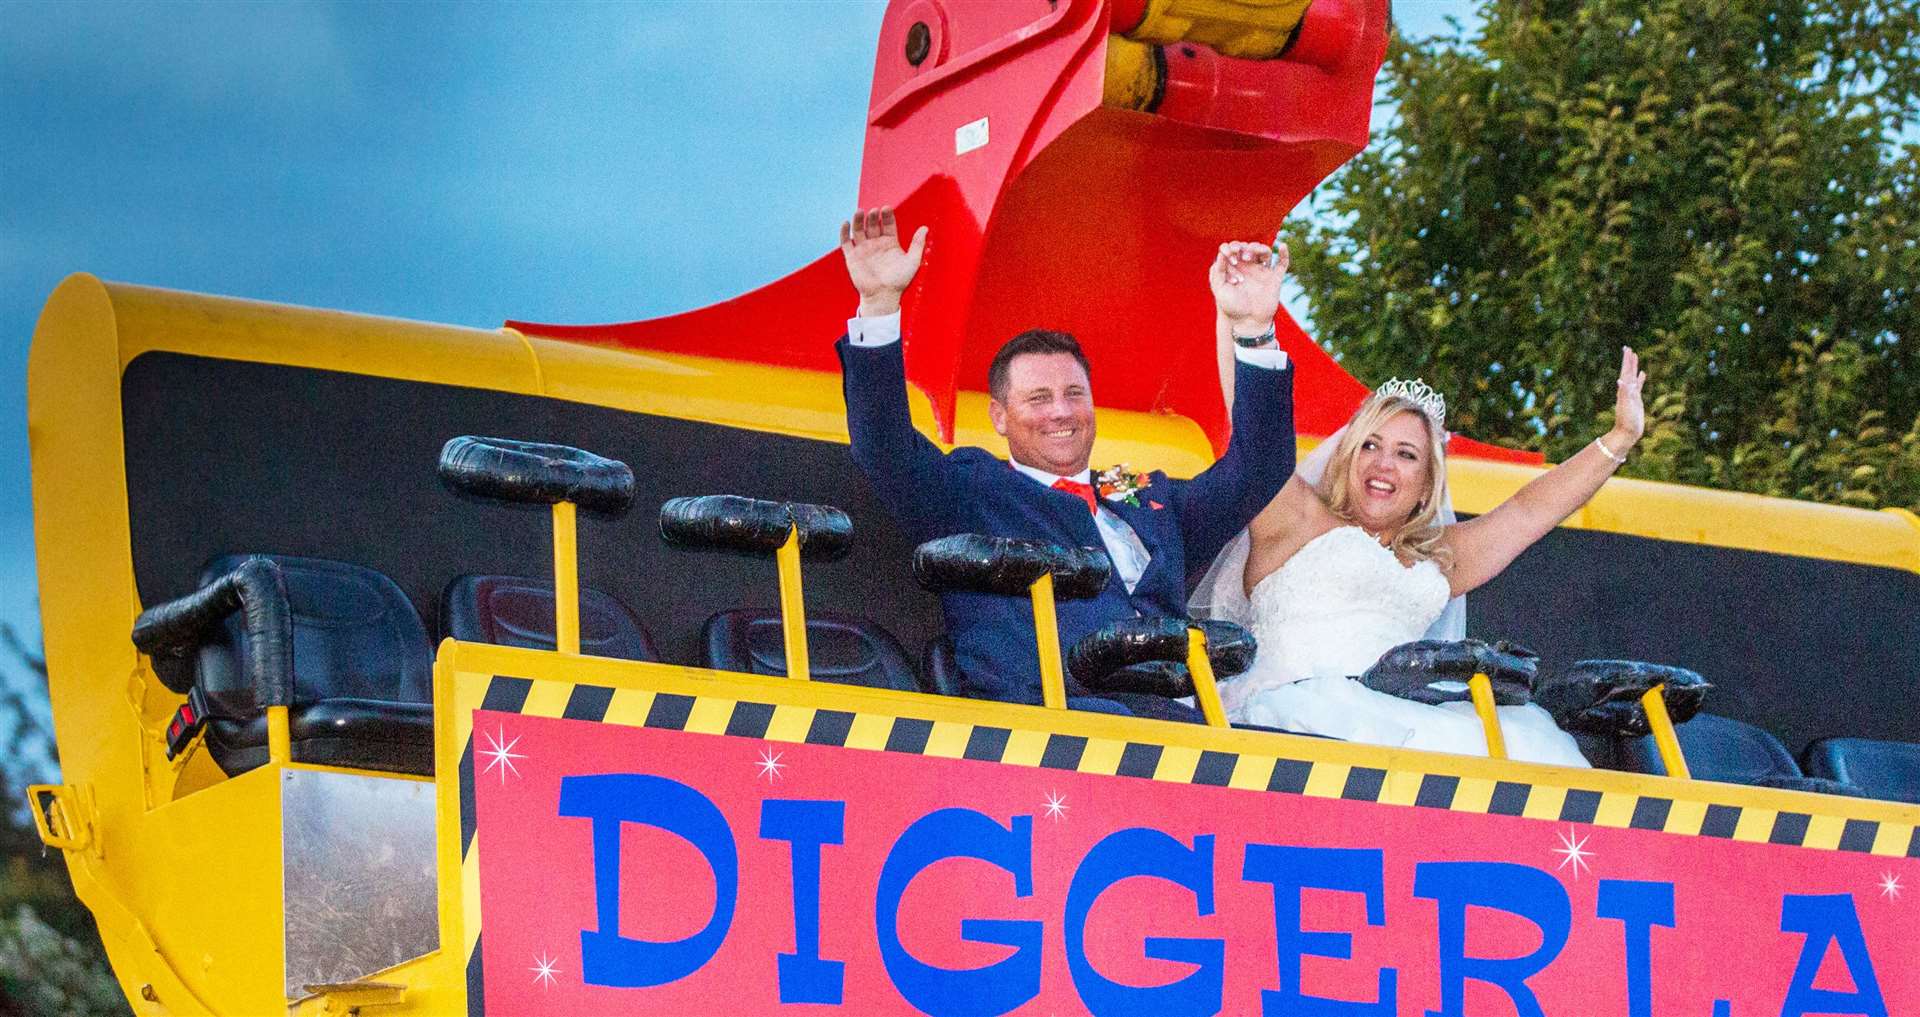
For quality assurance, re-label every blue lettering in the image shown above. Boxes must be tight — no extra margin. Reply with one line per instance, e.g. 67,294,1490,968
1065,829,1223,1015
759,799,846,1004
1596,879,1674,1017
1778,894,1887,1017
1414,861,1569,1017
875,808,1042,1017
1243,844,1397,1016
557,773,738,988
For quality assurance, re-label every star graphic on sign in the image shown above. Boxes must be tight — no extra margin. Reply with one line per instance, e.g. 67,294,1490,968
755,747,787,783
1878,871,1903,902
1552,827,1593,881
530,952,561,988
478,727,525,785
1041,790,1069,822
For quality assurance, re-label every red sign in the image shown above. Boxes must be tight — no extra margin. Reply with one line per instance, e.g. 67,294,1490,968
466,710,1916,1016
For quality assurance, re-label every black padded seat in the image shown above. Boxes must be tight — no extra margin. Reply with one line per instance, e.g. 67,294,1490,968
703,610,918,692
192,554,435,776
442,575,659,661
1621,713,1799,784
1802,737,1920,805
919,636,967,696
206,699,435,776
1573,731,1621,770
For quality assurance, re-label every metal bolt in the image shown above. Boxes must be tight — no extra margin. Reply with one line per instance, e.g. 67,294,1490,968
905,22,932,66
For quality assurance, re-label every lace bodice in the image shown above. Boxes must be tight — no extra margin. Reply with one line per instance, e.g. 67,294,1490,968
1243,526,1451,686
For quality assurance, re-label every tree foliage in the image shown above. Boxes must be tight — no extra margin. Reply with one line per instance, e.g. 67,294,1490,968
1286,0,1920,509
0,622,126,1016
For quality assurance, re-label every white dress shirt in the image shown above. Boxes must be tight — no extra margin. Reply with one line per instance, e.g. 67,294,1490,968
1006,460,1153,593
845,311,1290,594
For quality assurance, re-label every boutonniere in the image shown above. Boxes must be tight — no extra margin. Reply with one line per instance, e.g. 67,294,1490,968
1096,464,1154,507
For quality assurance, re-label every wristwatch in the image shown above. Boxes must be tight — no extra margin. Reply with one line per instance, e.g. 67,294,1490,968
1233,325,1277,348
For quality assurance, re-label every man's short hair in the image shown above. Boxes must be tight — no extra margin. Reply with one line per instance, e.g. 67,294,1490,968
987,329,1092,402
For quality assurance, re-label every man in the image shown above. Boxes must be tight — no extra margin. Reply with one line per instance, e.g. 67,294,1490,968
837,207,1295,718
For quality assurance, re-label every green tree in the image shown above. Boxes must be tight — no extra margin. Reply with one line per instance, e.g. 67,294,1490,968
1287,0,1920,509
0,621,128,1017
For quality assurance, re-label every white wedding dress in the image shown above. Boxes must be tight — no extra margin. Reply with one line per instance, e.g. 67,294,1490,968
1216,526,1590,766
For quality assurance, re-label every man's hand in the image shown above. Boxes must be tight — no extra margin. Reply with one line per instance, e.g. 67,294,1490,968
840,206,928,317
1210,239,1288,340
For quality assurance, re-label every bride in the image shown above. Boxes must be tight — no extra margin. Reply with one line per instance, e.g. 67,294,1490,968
1200,240,1646,765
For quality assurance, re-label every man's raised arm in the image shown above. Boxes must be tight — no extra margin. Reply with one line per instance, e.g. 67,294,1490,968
835,208,957,536
1177,240,1297,574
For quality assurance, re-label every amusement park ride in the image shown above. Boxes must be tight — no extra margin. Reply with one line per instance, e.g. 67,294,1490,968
22,0,1920,1013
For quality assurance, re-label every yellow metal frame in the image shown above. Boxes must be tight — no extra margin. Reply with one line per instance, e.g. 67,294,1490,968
1028,572,1068,709
551,501,581,654
775,525,812,682
1643,684,1692,779
1467,673,1507,760
26,275,1920,1014
1186,627,1229,727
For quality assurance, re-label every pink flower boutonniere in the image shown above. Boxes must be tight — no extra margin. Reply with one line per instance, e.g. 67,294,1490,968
1096,464,1153,507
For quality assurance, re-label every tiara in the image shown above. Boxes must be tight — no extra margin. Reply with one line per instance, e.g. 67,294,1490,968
1376,377,1447,430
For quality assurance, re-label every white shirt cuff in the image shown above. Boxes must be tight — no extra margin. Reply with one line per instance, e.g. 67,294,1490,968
847,311,902,347
1233,345,1289,370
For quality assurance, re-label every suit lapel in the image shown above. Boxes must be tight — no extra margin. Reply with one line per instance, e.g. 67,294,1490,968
1098,486,1170,590
1001,463,1102,545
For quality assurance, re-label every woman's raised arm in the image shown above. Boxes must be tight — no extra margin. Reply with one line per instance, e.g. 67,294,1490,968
1443,347,1647,596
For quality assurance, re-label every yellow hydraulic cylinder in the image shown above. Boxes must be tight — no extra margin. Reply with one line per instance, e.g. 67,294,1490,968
1117,0,1312,61
1029,572,1067,710
1467,673,1507,760
776,525,811,682
1103,35,1161,112
1641,683,1691,779
1186,627,1228,728
551,501,580,655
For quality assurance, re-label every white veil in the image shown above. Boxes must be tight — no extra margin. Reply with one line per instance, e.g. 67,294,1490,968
1189,424,1467,639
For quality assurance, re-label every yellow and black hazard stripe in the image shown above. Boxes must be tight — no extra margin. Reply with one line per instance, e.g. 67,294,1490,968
458,673,1920,862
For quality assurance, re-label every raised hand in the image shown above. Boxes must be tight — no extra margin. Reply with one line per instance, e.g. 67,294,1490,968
839,206,928,316
1611,346,1647,444
1210,238,1288,338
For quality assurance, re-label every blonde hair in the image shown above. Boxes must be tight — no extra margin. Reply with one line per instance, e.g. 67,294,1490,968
1318,392,1453,570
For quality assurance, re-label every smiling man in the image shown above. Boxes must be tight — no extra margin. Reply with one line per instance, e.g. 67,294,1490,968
836,207,1296,718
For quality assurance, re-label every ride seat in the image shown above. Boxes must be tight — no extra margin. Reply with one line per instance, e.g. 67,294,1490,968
191,554,434,776
1621,713,1798,784
702,609,917,692
918,635,967,697
1801,737,1920,805
442,575,659,661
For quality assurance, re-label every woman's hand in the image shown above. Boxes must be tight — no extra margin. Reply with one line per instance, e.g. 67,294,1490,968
1210,239,1287,338
1610,346,1647,447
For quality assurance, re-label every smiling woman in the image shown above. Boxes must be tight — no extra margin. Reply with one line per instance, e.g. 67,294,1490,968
1209,349,1649,763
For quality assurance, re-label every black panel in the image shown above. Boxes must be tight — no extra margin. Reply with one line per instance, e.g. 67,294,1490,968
121,353,944,677
1467,518,1920,753
121,354,1919,754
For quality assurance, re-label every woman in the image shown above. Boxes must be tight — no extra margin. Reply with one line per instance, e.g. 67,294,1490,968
1203,242,1645,765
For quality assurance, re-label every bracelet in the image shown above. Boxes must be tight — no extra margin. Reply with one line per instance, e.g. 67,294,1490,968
1593,435,1628,465
1232,325,1277,348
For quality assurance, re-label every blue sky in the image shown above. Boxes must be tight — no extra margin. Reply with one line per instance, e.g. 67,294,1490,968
0,1,1474,737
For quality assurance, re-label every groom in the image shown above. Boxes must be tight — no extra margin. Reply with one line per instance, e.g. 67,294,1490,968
837,207,1296,719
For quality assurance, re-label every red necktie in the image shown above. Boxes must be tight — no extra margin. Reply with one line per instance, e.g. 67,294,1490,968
1052,477,1098,515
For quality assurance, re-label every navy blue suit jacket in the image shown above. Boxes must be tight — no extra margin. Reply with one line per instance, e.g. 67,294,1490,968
839,338,1295,705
